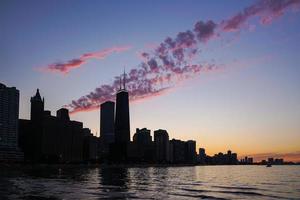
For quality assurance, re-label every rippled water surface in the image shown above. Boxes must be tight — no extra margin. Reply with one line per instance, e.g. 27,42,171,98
0,165,299,199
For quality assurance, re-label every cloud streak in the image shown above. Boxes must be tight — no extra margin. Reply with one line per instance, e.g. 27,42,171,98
221,0,300,32
43,46,131,74
67,0,300,113
68,63,220,114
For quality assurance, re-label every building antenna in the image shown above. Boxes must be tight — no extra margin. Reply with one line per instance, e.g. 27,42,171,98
123,67,126,90
119,76,122,90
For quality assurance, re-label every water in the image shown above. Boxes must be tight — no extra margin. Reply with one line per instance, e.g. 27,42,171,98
0,165,299,199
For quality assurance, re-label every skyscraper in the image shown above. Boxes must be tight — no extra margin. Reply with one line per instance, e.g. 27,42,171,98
111,72,130,161
185,140,196,163
115,72,130,144
133,128,152,145
100,101,115,144
0,83,23,161
154,129,170,163
0,83,19,149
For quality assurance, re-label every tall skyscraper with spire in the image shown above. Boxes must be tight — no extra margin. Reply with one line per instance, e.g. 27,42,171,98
115,71,130,144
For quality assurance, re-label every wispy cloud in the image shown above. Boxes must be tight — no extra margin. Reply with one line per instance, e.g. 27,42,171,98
42,46,131,74
221,0,300,31
67,0,300,114
67,63,220,114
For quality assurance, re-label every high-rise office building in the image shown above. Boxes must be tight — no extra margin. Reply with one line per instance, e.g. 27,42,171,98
133,128,152,145
170,139,186,163
0,83,23,161
154,129,170,163
0,83,19,149
198,147,206,164
19,89,86,163
111,72,130,161
100,101,115,144
131,128,155,161
185,140,196,163
115,72,130,144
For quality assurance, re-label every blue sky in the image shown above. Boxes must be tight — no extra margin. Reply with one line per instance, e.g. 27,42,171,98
1,0,300,160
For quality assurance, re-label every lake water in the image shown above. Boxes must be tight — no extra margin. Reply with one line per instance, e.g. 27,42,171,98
0,165,299,199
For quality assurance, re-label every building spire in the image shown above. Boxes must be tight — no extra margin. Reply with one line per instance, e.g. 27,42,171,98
119,76,122,90
34,88,42,101
123,67,126,90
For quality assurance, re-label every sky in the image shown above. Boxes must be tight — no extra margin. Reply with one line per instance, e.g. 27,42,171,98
1,0,300,162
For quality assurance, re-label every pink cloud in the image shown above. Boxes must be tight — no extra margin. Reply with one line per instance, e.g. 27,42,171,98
67,63,220,114
67,0,300,114
221,0,300,32
42,45,131,74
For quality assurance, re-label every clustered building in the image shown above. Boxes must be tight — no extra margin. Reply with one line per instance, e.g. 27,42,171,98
197,149,238,165
96,74,198,164
5,81,284,165
240,156,254,164
261,157,284,165
18,89,98,163
0,80,198,164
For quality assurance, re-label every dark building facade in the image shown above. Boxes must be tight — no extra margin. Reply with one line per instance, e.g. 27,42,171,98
154,129,170,163
133,128,152,145
99,101,115,159
131,128,155,162
185,140,196,164
83,128,98,162
207,150,238,165
0,83,23,161
115,90,130,144
198,148,206,164
19,89,87,163
100,101,115,144
112,73,130,161
170,139,186,164
30,89,44,122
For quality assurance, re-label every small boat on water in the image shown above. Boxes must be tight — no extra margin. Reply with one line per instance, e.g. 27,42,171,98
266,164,272,167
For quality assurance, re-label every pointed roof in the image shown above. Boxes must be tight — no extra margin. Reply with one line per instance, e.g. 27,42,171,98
32,88,43,101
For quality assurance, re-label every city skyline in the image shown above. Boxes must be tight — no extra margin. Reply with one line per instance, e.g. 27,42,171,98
1,0,300,162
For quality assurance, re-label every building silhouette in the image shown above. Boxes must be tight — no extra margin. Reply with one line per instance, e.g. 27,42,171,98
130,128,155,162
115,72,130,144
100,101,115,144
154,129,170,163
133,128,152,145
19,89,95,163
30,89,44,122
99,101,115,158
83,128,98,162
185,140,196,164
0,83,23,161
1,81,243,165
111,72,130,161
203,150,238,165
240,156,253,164
198,148,206,164
170,139,186,163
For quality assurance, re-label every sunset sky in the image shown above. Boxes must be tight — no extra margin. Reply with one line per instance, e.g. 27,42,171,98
1,0,300,161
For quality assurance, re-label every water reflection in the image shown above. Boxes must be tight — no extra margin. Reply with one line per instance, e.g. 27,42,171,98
0,165,299,199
